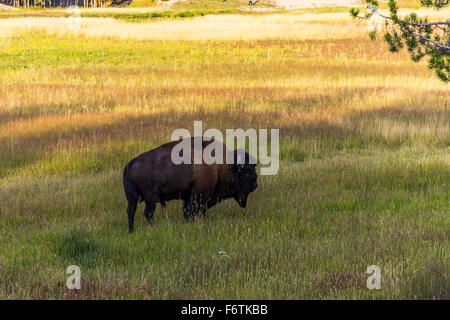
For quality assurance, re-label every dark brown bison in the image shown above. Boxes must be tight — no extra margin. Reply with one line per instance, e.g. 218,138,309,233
123,137,258,233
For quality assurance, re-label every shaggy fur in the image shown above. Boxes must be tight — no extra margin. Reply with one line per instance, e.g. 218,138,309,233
123,137,258,233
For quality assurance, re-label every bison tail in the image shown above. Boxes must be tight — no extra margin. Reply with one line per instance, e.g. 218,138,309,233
123,162,142,202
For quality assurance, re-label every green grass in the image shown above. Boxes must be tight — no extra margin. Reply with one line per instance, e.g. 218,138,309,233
1,156,448,299
0,25,448,299
0,8,236,19
110,8,240,21
0,8,275,21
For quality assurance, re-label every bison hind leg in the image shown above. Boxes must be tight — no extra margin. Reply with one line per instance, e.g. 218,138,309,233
144,201,156,225
143,192,159,225
127,199,138,234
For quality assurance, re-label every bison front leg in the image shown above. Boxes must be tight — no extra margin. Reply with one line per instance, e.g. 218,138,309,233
183,194,209,221
183,194,201,221
197,192,212,218
199,206,207,218
183,198,194,222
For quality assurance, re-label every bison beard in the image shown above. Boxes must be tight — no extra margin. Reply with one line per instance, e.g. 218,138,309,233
122,137,258,233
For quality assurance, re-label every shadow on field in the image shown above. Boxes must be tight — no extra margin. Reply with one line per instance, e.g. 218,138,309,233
54,230,99,268
0,85,380,124
409,262,450,299
2,102,448,178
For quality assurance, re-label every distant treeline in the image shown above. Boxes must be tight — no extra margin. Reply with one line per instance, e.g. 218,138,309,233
0,0,113,7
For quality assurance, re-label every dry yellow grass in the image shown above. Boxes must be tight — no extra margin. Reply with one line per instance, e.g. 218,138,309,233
0,8,447,41
0,15,364,40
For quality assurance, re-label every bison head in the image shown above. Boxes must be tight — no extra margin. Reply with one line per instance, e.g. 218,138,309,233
231,150,258,208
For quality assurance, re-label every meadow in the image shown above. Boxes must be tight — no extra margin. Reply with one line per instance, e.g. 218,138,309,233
0,5,449,299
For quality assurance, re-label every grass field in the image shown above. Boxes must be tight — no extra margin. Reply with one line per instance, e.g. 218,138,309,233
0,5,449,299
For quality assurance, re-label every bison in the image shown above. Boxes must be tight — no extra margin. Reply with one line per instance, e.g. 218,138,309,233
123,137,258,233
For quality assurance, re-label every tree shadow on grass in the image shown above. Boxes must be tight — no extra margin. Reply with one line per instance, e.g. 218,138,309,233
54,230,100,269
1,101,447,178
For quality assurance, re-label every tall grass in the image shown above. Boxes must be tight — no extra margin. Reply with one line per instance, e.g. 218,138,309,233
0,12,448,299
